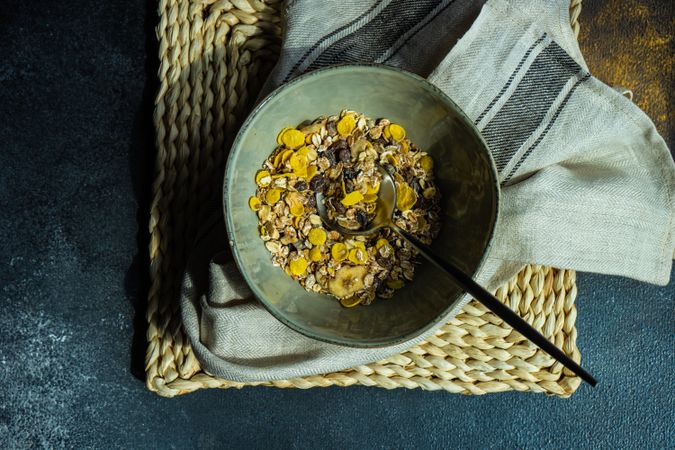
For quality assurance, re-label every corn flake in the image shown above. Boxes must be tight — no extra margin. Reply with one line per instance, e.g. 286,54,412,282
395,182,417,211
341,191,364,206
309,246,323,262
308,228,327,246
289,256,308,276
280,129,305,149
339,296,362,308
336,115,356,136
248,196,261,211
290,203,305,217
420,155,433,172
265,188,282,205
375,238,389,250
276,127,292,145
388,124,406,141
255,170,272,187
331,243,348,262
348,248,368,265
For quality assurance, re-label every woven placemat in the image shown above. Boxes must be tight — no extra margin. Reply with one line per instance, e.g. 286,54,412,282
146,0,585,398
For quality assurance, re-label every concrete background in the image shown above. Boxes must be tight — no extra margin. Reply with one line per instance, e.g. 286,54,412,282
1,0,673,448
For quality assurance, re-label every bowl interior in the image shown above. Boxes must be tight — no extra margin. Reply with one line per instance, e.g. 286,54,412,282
225,65,498,347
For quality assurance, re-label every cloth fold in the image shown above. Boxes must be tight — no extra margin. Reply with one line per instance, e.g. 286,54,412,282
181,0,674,382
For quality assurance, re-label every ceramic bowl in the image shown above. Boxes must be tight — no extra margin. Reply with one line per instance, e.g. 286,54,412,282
224,64,498,347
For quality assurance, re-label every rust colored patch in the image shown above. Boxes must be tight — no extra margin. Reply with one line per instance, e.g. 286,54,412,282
579,0,673,147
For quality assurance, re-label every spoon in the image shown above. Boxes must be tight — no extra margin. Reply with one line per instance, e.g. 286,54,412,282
316,164,597,386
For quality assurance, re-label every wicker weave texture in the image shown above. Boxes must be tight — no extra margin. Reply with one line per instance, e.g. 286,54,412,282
146,0,584,398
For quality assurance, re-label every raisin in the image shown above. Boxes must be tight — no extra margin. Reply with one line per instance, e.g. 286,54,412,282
329,197,346,214
330,139,348,151
338,147,351,163
309,175,327,193
356,210,368,228
343,167,357,180
324,148,337,166
295,180,308,191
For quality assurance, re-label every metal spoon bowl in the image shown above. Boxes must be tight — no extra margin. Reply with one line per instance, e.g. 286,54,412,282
317,163,596,386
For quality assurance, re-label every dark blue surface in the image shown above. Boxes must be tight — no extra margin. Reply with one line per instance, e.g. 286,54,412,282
1,0,673,448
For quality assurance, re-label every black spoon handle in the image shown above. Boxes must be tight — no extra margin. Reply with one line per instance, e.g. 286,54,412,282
391,225,597,387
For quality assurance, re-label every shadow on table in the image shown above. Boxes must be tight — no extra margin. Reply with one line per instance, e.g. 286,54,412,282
124,0,158,383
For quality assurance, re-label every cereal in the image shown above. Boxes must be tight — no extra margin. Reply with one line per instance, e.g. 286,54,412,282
248,196,261,211
341,191,364,206
289,254,308,276
255,170,272,187
251,111,441,306
308,228,327,246
331,242,348,262
265,188,281,205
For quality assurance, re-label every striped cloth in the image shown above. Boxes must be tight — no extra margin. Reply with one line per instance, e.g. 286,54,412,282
181,0,674,382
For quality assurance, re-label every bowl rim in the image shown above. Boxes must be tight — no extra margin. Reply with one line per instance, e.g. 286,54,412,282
223,63,500,348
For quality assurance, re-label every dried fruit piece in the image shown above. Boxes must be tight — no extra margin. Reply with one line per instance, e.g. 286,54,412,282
309,175,327,192
280,129,305,149
256,170,272,187
309,246,323,262
248,196,261,211
336,115,356,136
331,243,348,262
341,191,364,206
265,188,282,205
289,255,308,276
308,228,327,246
329,265,368,298
395,182,417,211
419,155,433,172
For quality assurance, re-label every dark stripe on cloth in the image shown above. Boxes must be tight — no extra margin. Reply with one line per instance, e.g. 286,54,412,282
283,0,385,83
382,0,456,63
482,41,582,172
303,0,442,72
474,34,548,125
502,73,591,184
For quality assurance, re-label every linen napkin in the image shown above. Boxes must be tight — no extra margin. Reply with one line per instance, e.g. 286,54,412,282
181,0,675,382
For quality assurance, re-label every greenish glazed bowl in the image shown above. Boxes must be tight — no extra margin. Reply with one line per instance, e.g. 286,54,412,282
224,64,499,347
